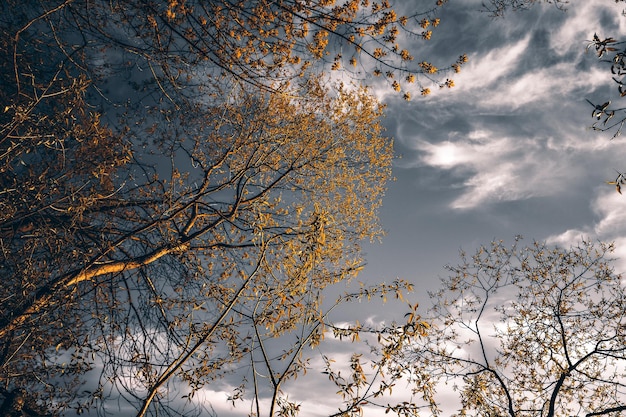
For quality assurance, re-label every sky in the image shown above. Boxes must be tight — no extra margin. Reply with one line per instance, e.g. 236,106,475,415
362,0,626,300
218,0,626,414
55,0,626,415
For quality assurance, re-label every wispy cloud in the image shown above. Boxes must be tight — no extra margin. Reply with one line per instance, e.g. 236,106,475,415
453,35,532,97
392,0,624,211
415,131,571,209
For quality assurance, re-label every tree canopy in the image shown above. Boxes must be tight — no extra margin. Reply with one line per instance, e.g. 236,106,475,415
404,238,626,417
2,0,465,106
11,0,626,415
0,66,425,414
0,0,452,415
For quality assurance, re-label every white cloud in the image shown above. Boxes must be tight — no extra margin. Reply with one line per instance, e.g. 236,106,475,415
453,35,531,95
396,0,624,211
590,190,626,237
449,20,609,110
414,130,589,209
550,1,626,55
478,64,607,109
549,189,626,242
547,188,626,272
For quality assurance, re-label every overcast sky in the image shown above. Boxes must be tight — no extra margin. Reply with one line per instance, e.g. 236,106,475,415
79,1,626,415
241,0,626,414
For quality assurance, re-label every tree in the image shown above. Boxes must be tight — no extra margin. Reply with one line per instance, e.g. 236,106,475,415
3,0,467,108
0,7,436,412
404,238,626,417
1,70,421,415
2,0,462,413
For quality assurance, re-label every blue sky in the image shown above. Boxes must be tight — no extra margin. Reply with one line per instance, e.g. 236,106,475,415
226,0,626,414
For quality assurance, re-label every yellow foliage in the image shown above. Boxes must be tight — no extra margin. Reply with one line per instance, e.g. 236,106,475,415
419,61,438,74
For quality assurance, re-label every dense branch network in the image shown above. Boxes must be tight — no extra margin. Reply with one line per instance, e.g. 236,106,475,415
1,0,446,412
403,238,626,417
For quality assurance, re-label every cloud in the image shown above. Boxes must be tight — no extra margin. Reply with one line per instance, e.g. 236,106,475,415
415,134,527,208
476,63,606,109
547,188,626,272
453,35,532,97
410,118,614,209
390,0,625,211
549,189,626,242
171,315,427,417
549,1,626,55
